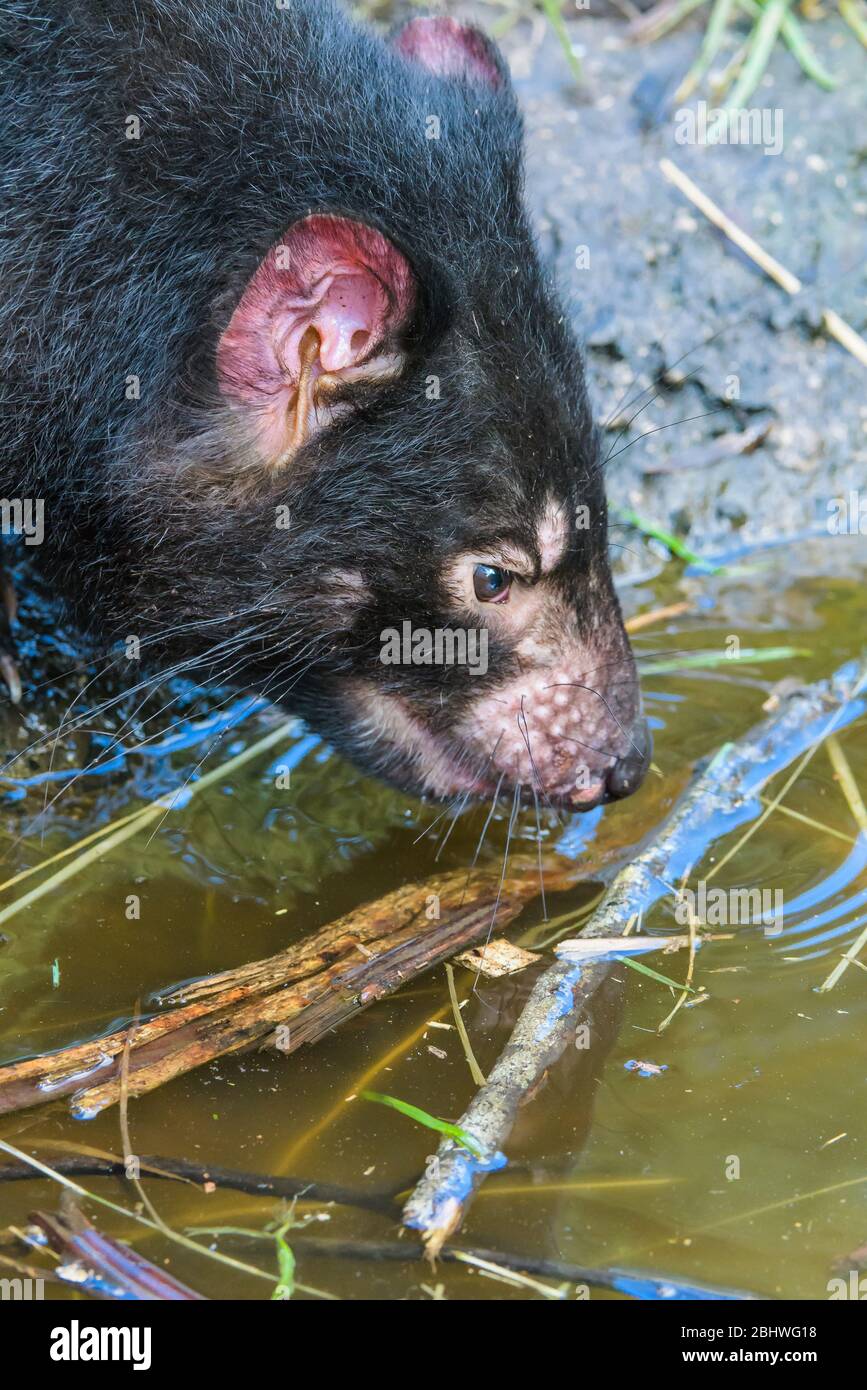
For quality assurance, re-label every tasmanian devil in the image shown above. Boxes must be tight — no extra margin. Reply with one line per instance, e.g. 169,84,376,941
0,0,650,810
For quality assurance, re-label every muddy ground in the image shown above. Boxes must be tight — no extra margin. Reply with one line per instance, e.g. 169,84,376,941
387,2,867,571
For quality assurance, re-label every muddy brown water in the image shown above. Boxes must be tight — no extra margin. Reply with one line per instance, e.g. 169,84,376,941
0,538,864,1300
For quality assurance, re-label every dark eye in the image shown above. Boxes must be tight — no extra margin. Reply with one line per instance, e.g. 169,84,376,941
473,564,512,603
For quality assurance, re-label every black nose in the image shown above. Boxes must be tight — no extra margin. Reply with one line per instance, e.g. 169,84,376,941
606,718,652,801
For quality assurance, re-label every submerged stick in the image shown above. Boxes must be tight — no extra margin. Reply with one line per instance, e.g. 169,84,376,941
286,1237,767,1301
0,1151,402,1217
0,866,563,1118
403,658,867,1257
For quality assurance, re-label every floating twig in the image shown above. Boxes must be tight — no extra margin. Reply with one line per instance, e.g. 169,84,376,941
0,1139,306,1291
445,962,487,1086
817,736,867,991
704,670,867,884
826,735,867,837
624,601,692,633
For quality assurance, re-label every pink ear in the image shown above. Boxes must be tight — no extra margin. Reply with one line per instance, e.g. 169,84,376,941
393,17,503,88
217,216,416,466
217,215,415,403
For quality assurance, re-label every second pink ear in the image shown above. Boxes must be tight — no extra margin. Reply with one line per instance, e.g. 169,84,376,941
393,17,503,88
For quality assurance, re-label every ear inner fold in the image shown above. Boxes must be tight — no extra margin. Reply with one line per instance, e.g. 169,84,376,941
216,215,416,469
285,325,322,461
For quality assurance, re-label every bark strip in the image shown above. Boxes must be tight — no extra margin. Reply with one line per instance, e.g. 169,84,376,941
0,866,568,1118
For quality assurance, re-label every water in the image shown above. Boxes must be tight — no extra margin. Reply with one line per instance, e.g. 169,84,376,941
0,538,864,1300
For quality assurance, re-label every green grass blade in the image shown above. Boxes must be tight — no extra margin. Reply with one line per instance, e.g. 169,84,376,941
716,0,791,116
540,0,583,82
272,1234,296,1301
640,645,808,674
675,0,735,101
736,0,838,88
840,0,867,50
614,506,718,569
778,8,838,87
617,954,699,991
361,1090,482,1156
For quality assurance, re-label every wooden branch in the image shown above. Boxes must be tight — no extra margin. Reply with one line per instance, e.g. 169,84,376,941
0,865,570,1119
403,658,867,1257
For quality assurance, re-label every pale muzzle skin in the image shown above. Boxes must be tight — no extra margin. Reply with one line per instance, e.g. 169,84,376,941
350,650,649,809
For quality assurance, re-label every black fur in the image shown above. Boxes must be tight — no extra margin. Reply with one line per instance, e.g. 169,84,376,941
0,0,640,798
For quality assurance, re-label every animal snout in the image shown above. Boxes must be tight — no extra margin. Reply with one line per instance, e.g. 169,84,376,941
604,717,652,801
561,715,651,810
